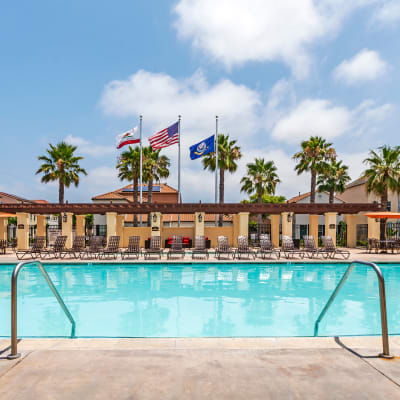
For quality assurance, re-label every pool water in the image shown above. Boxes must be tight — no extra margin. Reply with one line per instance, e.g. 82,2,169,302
0,263,399,338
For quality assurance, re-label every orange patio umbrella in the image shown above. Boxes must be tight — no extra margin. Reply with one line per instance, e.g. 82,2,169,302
365,212,400,219
0,212,15,218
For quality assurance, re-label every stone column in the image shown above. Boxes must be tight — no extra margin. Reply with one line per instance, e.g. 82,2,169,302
324,212,337,246
234,212,249,246
346,214,357,248
76,215,86,237
106,212,117,240
308,215,319,247
16,213,30,250
36,215,47,239
270,214,280,248
150,212,161,237
368,217,380,240
61,212,74,249
194,212,205,237
0,217,8,241
281,212,293,238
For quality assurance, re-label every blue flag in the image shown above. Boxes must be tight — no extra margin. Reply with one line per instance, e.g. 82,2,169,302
190,135,215,160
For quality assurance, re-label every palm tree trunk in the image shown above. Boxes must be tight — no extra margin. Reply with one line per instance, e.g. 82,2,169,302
58,178,64,228
310,169,316,203
133,176,138,227
380,189,389,240
257,192,262,230
329,188,334,204
219,168,224,227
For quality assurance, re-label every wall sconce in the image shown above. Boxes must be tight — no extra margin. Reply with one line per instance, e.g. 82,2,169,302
152,213,157,223
198,213,203,223
375,218,380,223
287,213,292,223
62,213,68,223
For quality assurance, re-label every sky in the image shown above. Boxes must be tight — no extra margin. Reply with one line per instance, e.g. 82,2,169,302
1,0,399,203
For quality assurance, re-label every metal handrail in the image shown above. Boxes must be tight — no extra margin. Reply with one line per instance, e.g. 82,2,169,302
314,260,392,358
7,260,76,360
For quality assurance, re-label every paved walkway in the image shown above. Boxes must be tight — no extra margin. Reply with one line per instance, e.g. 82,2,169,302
0,248,399,263
1,337,400,399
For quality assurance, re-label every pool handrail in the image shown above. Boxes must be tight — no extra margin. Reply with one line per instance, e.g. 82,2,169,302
314,260,392,358
7,260,76,360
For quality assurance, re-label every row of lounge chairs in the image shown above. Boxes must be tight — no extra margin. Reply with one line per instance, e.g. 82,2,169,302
14,234,349,260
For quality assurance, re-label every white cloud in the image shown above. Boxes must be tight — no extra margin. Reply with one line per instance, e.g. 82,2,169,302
333,49,388,84
65,135,116,157
373,0,400,25
173,0,377,77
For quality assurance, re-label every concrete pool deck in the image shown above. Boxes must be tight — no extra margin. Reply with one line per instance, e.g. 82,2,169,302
0,247,399,264
1,337,400,399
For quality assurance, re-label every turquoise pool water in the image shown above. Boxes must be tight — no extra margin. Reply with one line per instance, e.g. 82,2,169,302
0,263,399,338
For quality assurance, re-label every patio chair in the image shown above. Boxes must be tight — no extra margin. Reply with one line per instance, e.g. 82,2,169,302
0,239,7,255
302,235,328,259
281,236,305,259
144,236,163,260
393,238,400,254
99,236,120,259
80,236,104,259
234,236,256,260
60,235,86,259
257,237,280,260
41,235,67,259
321,236,350,259
167,235,185,259
191,235,209,260
367,238,379,254
121,236,141,260
16,236,46,260
215,236,233,260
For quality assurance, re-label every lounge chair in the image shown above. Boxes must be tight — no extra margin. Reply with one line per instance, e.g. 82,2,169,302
80,236,104,259
121,236,141,260
321,236,350,259
167,235,185,259
99,236,120,259
215,236,233,260
281,236,305,259
16,236,46,260
192,235,209,259
144,236,163,260
302,235,328,259
60,235,86,259
234,236,256,260
257,237,280,259
41,235,67,259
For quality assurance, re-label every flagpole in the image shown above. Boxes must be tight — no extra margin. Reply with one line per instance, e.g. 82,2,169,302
139,115,143,226
215,115,218,227
178,115,181,227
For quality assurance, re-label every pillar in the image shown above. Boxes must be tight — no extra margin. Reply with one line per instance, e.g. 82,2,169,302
150,212,161,237
324,212,337,246
309,215,319,246
194,212,205,237
270,214,280,248
36,215,46,239
106,212,117,240
0,217,7,241
281,212,293,238
346,214,357,248
61,212,74,249
234,212,249,246
76,215,86,237
16,213,29,250
368,217,380,240
116,215,124,244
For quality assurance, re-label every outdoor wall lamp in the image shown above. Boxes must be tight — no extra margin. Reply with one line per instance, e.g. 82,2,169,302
62,213,68,223
375,218,380,223
152,213,157,223
287,213,292,223
198,213,203,223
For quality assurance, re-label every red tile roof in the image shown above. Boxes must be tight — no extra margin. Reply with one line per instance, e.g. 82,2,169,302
288,192,346,204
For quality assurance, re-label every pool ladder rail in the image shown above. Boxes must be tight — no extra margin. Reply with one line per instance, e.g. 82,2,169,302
7,260,76,360
314,260,393,359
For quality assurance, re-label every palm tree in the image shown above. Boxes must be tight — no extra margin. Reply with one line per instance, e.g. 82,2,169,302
36,141,87,204
240,158,280,226
116,145,141,226
293,136,336,203
202,134,242,225
143,146,170,204
317,159,351,203
362,145,400,239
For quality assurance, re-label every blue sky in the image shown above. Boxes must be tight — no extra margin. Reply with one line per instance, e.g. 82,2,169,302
1,0,399,203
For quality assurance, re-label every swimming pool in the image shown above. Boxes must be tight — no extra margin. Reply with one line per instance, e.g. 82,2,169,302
0,262,399,338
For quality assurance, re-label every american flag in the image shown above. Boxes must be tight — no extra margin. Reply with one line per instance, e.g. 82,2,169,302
148,121,179,150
